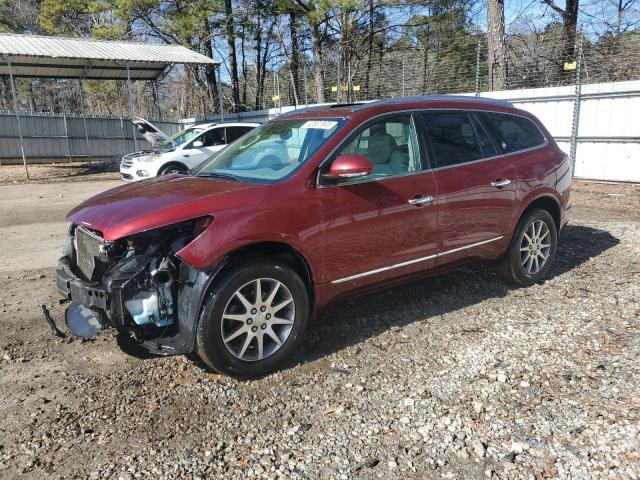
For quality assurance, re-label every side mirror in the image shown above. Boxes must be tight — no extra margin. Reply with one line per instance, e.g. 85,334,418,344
192,140,203,148
325,154,373,180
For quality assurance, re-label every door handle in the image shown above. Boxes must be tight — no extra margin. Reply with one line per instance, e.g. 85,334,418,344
183,154,190,157
408,195,434,206
491,179,511,187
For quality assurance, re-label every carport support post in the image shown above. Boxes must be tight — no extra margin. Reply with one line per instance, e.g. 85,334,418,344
119,117,127,153
62,114,72,162
126,64,139,151
152,80,161,118
77,80,92,164
7,62,29,180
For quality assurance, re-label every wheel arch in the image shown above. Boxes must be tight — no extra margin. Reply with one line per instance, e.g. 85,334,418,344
159,161,189,174
204,241,316,314
520,194,561,232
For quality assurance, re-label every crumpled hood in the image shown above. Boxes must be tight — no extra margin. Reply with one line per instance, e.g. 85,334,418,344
67,174,269,241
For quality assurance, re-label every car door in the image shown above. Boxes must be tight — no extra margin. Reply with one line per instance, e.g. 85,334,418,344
180,128,227,168
318,114,439,287
419,110,517,265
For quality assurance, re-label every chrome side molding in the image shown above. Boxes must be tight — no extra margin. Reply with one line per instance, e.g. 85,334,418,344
331,236,504,284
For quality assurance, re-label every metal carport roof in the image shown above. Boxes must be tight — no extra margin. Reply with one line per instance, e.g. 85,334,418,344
0,33,221,179
0,33,218,80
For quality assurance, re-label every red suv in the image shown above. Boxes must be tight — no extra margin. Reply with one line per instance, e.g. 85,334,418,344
56,96,571,378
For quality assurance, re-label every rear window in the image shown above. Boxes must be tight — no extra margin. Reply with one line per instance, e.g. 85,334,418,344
481,112,545,153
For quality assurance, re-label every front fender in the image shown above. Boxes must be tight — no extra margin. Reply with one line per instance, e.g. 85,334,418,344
176,206,323,284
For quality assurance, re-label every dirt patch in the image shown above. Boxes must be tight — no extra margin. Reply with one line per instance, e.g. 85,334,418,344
572,179,640,214
0,161,120,186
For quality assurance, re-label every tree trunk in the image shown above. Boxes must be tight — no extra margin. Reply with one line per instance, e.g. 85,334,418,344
257,21,274,110
310,20,325,103
487,0,506,90
562,0,579,65
203,19,219,114
224,0,240,110
364,0,374,99
422,42,429,94
289,13,300,105
254,14,263,110
376,38,384,98
241,22,247,109
338,8,349,102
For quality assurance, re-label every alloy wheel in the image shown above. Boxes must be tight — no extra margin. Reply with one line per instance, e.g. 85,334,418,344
519,219,551,275
221,278,295,361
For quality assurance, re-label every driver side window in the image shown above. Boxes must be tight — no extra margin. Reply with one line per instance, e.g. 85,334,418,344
191,129,225,148
338,115,420,180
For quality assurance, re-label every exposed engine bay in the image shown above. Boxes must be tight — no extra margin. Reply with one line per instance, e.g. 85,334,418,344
55,218,217,354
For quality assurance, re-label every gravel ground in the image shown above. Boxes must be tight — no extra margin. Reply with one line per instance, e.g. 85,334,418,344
0,161,120,185
0,181,639,479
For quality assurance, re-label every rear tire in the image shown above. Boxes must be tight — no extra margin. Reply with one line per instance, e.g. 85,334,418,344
159,163,187,175
497,208,557,287
195,260,309,379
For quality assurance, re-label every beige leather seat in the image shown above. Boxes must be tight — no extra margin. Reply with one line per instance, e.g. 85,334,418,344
366,125,413,176
366,126,399,175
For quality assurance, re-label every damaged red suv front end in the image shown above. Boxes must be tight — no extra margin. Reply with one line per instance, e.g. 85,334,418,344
56,174,271,354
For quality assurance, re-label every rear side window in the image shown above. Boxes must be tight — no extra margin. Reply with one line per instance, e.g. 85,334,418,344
481,112,545,153
225,126,253,143
421,112,483,168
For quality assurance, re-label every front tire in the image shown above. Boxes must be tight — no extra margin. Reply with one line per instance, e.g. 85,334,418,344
195,260,309,379
159,163,187,175
497,208,557,287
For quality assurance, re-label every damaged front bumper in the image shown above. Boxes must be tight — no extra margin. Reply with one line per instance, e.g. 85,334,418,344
57,257,108,311
55,240,223,356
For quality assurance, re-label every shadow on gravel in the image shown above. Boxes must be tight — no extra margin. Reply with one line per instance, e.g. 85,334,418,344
289,225,619,370
116,334,162,360
45,160,119,179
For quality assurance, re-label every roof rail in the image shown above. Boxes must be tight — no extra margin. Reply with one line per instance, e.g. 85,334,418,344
351,95,513,111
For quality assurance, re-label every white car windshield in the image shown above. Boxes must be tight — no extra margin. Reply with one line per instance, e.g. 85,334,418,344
160,127,205,149
194,119,344,183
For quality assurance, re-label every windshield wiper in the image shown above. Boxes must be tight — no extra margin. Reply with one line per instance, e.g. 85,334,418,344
198,171,244,182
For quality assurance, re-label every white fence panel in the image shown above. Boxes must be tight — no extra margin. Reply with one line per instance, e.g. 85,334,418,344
477,80,640,182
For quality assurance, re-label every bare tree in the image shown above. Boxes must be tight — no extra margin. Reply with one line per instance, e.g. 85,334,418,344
225,0,241,110
289,12,301,105
614,0,639,33
542,0,580,70
487,0,506,90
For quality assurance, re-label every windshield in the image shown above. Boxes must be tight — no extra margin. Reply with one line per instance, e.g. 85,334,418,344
193,119,344,183
160,126,205,149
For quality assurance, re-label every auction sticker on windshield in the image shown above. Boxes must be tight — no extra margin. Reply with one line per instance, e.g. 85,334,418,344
301,120,338,130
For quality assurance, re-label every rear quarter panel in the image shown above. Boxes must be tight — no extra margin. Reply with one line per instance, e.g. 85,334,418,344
510,132,567,234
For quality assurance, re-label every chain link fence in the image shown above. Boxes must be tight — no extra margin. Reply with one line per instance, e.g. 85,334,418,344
254,30,640,110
